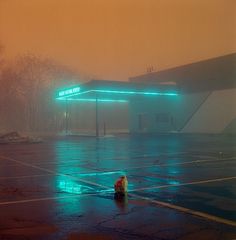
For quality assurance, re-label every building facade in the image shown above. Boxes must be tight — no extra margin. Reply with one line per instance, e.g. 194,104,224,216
129,53,236,134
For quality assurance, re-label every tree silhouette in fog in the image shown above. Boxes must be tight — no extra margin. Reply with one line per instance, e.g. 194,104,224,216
0,53,80,133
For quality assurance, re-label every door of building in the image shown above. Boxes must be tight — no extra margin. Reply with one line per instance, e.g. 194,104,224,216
138,113,148,132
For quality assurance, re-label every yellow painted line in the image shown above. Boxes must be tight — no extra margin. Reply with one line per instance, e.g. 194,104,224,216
129,192,236,227
131,176,236,192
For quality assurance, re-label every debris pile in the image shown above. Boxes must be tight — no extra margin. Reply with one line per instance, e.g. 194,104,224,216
0,132,42,144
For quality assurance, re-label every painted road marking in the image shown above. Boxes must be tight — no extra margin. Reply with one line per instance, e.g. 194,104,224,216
80,157,236,172
1,155,236,227
7,155,236,170
131,176,236,192
0,151,190,167
0,150,226,168
1,155,235,171
0,155,112,190
191,154,217,159
129,192,236,227
0,193,101,206
0,159,93,167
0,157,235,181
0,174,53,180
0,171,124,180
108,157,236,171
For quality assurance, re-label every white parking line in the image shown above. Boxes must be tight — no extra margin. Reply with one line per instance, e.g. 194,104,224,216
131,176,236,192
109,157,236,171
0,151,190,167
1,153,235,169
0,193,101,206
0,159,91,168
0,174,53,180
129,192,236,227
0,154,236,227
0,155,111,190
191,154,217,159
0,156,235,181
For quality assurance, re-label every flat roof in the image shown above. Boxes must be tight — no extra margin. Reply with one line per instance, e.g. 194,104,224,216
130,53,236,93
56,79,178,102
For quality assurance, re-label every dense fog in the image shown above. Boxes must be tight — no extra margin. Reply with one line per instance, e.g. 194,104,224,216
0,47,81,134
0,47,129,136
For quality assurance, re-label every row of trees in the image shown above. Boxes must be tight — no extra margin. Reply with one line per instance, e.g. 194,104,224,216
0,46,81,133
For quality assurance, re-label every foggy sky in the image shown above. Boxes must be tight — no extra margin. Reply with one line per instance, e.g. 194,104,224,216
0,0,235,80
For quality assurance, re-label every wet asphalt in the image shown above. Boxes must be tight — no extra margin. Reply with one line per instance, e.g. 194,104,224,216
0,134,236,239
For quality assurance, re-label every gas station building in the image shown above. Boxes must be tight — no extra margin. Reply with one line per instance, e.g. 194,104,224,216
56,53,236,135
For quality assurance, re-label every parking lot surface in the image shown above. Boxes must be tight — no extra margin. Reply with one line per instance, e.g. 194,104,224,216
0,134,235,239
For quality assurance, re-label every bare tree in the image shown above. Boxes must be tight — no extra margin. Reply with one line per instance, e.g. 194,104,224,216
0,53,80,133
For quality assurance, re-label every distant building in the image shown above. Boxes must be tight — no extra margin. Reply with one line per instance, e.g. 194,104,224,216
129,53,236,134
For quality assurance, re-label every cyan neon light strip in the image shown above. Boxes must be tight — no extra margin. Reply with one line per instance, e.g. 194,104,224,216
57,98,128,103
57,90,91,99
94,89,177,96
57,88,178,99
76,170,126,177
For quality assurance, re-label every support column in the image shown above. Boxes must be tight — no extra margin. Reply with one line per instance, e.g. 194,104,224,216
103,122,106,136
95,96,99,137
65,99,69,134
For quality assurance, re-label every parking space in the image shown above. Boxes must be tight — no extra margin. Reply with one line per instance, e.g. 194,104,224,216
0,134,236,239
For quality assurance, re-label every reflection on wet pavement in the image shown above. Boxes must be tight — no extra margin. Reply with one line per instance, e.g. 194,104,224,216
0,134,236,239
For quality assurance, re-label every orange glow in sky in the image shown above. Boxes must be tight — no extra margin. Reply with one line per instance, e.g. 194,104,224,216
0,0,235,80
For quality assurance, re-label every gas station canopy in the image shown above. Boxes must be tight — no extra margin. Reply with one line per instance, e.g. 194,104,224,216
56,80,178,102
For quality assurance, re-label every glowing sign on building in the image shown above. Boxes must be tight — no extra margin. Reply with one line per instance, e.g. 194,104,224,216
58,87,81,97
56,82,178,103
